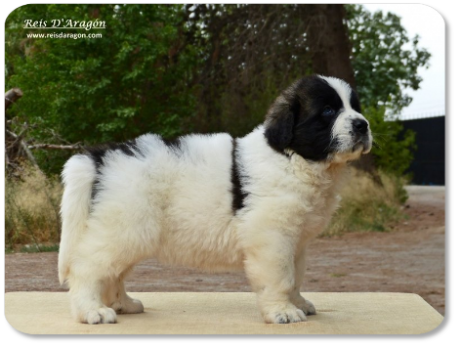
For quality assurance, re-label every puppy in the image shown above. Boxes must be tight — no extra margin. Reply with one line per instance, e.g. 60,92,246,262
58,75,372,324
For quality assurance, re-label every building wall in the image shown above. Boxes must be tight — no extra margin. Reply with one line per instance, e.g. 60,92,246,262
402,116,445,185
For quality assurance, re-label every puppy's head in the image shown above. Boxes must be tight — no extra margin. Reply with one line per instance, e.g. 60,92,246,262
264,75,372,163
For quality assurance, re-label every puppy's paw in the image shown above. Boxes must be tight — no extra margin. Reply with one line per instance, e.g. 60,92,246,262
292,295,317,316
111,297,144,314
124,298,144,314
264,304,307,324
85,307,117,324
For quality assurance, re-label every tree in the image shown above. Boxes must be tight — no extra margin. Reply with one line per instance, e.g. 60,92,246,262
6,4,202,173
345,5,429,176
346,5,431,115
6,4,200,145
186,4,317,135
302,5,357,88
5,4,428,175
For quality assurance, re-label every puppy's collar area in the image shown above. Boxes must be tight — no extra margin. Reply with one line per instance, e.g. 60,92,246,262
283,148,294,159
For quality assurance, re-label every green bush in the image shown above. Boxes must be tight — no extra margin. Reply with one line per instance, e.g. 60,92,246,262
365,106,416,177
5,4,427,176
6,4,200,146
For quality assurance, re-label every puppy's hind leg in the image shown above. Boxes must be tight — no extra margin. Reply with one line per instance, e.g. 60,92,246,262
106,267,144,315
68,262,117,324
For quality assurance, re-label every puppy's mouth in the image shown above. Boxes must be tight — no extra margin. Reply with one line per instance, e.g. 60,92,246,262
352,137,372,155
352,142,364,153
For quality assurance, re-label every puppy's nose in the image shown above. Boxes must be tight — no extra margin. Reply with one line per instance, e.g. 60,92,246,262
352,119,368,135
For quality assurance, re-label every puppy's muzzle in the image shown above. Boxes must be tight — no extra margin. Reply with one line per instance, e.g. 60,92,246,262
351,118,372,154
352,119,369,135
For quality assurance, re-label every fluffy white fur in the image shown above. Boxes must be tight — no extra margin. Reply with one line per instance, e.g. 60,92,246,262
59,76,371,325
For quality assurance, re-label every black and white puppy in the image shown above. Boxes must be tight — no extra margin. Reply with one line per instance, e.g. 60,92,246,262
59,75,372,324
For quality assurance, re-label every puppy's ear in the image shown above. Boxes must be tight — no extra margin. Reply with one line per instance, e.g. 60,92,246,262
350,89,362,113
264,93,299,152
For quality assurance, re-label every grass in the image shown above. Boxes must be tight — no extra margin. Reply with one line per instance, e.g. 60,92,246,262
322,168,408,237
5,167,62,251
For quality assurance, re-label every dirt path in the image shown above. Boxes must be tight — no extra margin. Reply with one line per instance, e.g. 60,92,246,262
5,186,445,314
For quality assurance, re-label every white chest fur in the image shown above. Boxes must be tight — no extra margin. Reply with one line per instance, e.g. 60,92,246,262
236,127,347,250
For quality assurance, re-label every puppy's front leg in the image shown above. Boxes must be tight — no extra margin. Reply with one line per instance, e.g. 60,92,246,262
290,247,316,316
244,234,307,324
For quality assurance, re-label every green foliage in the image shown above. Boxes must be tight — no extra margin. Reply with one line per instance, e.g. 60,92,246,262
345,5,423,177
365,106,417,176
5,4,429,176
6,4,200,147
346,5,431,114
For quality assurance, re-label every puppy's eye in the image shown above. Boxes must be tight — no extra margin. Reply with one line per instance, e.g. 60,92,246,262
322,106,335,117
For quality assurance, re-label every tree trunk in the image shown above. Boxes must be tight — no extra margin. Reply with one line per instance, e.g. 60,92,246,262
303,4,381,183
303,5,356,89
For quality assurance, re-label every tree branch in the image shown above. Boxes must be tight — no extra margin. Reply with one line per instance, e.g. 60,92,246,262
28,143,82,150
6,124,29,149
5,88,23,111
6,128,43,174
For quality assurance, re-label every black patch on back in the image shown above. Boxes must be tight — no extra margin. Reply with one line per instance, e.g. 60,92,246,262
162,136,182,154
85,139,141,200
231,139,247,213
86,140,140,167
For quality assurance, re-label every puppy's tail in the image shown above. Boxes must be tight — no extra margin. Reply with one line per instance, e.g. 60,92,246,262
58,154,96,285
